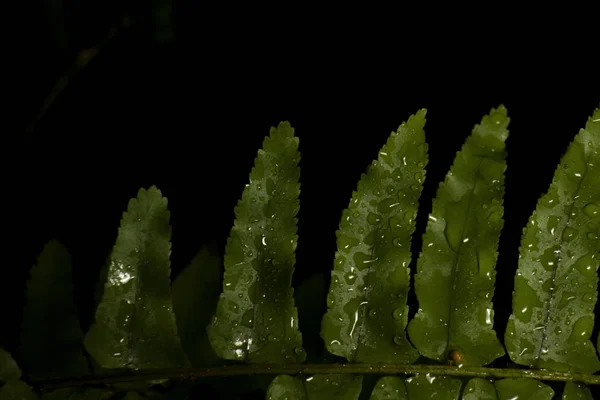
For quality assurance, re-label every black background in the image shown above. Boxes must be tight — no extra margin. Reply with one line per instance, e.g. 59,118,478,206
9,2,600,397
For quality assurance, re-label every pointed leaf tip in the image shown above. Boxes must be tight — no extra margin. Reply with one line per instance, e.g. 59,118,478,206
321,110,427,363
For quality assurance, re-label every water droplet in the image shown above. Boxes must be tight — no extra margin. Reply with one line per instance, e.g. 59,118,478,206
393,335,403,345
389,216,402,229
337,235,360,250
392,237,403,247
377,198,399,213
386,185,396,195
353,252,376,271
367,212,381,225
241,309,254,328
542,279,555,293
559,291,577,307
327,293,335,307
582,292,595,303
344,272,357,284
294,347,305,356
541,187,558,208
561,226,577,242
352,210,360,218
267,334,277,342
546,215,559,236
364,231,375,246
368,308,378,318
539,245,560,271
587,231,599,240
414,172,424,183
404,210,416,223
487,210,503,224
392,308,403,320
410,184,419,191
574,252,597,277
569,316,594,342
583,203,600,218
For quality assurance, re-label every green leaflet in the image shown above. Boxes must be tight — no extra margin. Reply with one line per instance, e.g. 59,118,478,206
370,375,461,399
369,376,408,399
321,110,427,363
405,375,461,399
172,243,221,366
20,240,89,379
505,106,600,373
84,186,189,370
462,378,496,400
41,388,114,400
0,348,21,382
408,106,509,366
0,380,37,400
267,374,363,400
207,121,304,363
462,378,554,399
0,349,36,400
495,378,554,399
562,382,593,400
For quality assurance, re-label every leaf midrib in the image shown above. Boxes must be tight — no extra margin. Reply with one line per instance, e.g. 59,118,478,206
446,158,484,356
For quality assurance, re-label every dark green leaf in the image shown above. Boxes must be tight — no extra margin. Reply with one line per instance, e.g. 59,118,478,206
267,375,307,399
172,243,222,366
84,186,189,369
562,382,593,399
41,387,114,400
369,377,408,399
20,240,89,378
207,122,304,363
404,374,461,399
462,378,496,399
494,378,554,399
321,110,427,363
0,380,37,400
505,106,600,373
0,349,21,382
408,106,509,366
267,374,363,400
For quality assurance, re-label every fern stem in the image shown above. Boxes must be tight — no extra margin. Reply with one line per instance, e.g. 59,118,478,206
31,364,600,391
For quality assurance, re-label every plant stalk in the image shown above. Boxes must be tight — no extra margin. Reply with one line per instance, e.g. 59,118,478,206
31,363,600,391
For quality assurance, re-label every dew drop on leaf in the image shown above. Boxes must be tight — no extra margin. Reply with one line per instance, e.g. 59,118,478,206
389,216,402,229
569,316,594,342
344,272,357,284
392,308,403,320
367,212,381,225
353,252,374,271
582,292,595,303
582,203,600,218
574,252,597,277
562,226,577,242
